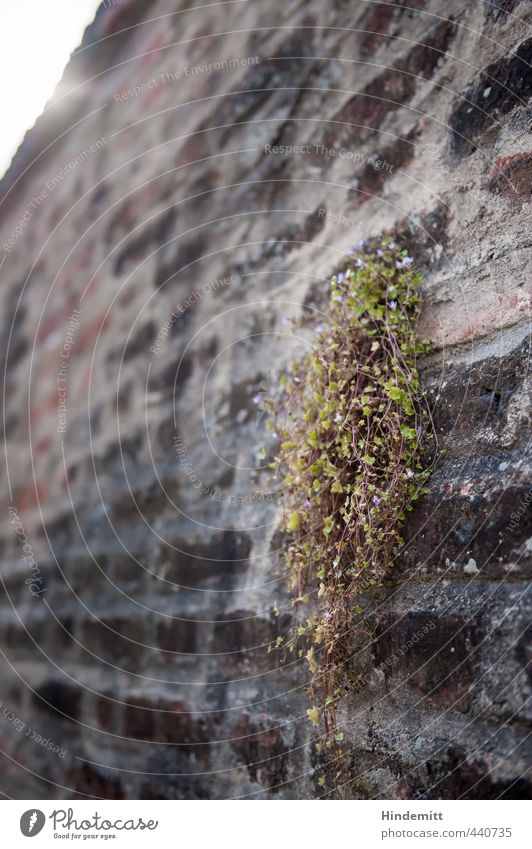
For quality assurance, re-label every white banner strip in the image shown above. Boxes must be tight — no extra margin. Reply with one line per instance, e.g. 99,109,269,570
2,800,528,848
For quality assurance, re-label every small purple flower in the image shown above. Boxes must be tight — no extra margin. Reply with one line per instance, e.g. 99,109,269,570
272,432,279,440
373,495,381,506
389,240,397,249
303,499,310,508
355,240,366,249
388,300,397,310
355,258,364,268
377,248,383,257
337,272,345,283
252,393,262,405
316,322,324,333
396,256,413,269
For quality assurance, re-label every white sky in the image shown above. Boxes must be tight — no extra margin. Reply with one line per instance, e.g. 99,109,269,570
0,0,101,177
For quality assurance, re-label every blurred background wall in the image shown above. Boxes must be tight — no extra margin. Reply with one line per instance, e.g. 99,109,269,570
0,0,530,799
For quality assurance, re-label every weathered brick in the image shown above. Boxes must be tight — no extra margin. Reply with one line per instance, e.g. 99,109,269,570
375,610,480,712
67,763,125,799
156,531,251,590
232,712,290,790
79,615,146,666
449,38,532,157
324,19,456,149
488,152,532,208
33,680,82,724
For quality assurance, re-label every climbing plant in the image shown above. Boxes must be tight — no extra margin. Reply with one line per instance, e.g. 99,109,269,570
270,240,433,774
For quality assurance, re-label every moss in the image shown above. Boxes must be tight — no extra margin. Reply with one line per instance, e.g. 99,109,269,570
271,241,434,761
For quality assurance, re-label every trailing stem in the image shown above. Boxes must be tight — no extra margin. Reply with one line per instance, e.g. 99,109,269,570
271,242,433,783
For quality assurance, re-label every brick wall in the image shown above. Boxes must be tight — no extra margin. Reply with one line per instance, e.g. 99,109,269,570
0,0,530,799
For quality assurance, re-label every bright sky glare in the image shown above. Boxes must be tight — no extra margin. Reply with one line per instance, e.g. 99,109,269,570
0,0,101,178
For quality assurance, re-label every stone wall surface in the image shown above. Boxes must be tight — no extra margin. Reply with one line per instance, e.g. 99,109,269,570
0,0,530,799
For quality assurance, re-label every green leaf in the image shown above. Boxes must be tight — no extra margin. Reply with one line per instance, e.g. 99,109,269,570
287,511,300,532
323,516,334,537
306,706,320,727
306,648,318,674
386,386,403,402
307,430,319,448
